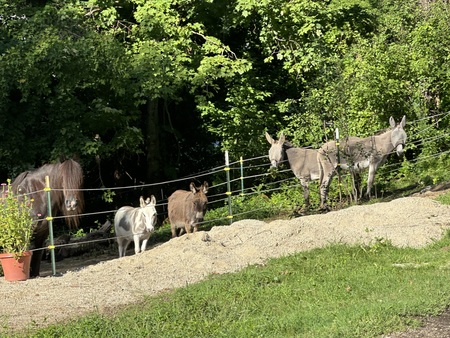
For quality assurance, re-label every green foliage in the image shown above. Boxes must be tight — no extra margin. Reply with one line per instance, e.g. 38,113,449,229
205,182,311,227
0,179,34,256
101,190,116,204
18,231,450,337
70,228,88,239
2,0,450,200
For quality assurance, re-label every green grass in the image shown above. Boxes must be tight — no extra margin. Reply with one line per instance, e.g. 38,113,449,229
12,229,450,338
435,193,450,205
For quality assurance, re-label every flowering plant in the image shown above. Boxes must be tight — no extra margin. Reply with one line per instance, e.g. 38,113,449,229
0,179,34,258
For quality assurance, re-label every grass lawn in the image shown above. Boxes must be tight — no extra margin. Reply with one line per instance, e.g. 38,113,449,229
15,229,450,338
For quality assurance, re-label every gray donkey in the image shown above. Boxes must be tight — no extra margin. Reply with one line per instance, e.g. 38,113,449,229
317,115,407,209
266,132,320,209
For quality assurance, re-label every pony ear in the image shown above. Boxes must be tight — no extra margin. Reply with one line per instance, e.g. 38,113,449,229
265,132,274,144
400,115,406,128
202,181,209,194
139,196,146,207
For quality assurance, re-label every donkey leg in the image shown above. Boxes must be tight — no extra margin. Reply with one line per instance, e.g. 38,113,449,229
185,222,195,234
133,235,142,254
352,172,362,202
140,237,149,253
365,164,378,199
171,223,178,238
319,178,331,209
350,172,357,203
117,238,130,257
319,171,335,210
317,155,335,210
300,179,310,209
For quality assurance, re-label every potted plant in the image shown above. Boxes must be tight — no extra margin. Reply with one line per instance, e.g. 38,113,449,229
0,179,34,281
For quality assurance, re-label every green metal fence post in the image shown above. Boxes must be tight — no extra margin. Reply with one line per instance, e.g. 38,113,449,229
240,156,244,196
225,151,233,225
45,175,56,276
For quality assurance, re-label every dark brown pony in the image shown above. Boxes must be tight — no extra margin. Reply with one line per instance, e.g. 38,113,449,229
11,159,84,277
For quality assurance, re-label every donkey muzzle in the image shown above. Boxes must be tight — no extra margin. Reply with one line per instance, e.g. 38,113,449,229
395,144,404,157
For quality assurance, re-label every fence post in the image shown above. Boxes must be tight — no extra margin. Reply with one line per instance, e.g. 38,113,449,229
335,128,342,203
240,156,244,196
44,175,56,276
225,151,233,225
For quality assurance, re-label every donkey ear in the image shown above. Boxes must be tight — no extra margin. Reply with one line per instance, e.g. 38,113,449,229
389,116,396,128
189,182,196,193
202,181,209,194
279,132,285,143
400,115,406,128
150,195,156,205
265,132,274,144
139,196,146,207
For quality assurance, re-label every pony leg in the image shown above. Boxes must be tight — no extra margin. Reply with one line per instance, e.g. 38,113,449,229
30,224,48,278
30,248,44,278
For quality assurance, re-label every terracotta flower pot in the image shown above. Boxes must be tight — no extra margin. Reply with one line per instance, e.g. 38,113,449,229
0,251,33,281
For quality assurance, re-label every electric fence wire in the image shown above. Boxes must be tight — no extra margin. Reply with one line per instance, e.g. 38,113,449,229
20,114,450,253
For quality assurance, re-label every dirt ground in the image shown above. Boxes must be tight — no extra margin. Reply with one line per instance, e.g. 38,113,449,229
1,187,450,337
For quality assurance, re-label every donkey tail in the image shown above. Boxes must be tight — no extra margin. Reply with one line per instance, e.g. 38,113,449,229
317,150,325,187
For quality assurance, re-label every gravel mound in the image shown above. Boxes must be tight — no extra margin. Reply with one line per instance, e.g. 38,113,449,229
1,196,450,334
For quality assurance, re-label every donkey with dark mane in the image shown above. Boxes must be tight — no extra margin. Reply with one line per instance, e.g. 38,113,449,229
168,182,208,237
317,116,407,209
11,159,84,277
266,132,320,209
